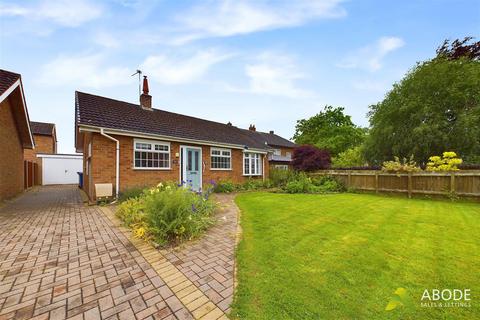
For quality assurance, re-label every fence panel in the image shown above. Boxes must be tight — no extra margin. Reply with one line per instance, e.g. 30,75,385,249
310,170,480,198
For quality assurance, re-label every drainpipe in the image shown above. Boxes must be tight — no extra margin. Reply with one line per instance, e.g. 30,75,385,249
262,155,265,181
100,128,120,199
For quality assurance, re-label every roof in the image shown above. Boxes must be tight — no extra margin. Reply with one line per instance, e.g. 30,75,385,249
30,121,55,136
0,69,34,149
252,131,297,148
0,69,20,97
75,91,280,150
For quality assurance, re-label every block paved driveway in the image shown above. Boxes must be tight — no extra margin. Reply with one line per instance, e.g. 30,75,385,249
0,186,195,320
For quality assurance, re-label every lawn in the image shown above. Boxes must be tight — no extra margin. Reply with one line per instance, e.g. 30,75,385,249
232,192,480,319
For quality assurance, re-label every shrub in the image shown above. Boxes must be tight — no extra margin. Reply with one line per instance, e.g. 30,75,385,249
311,175,346,192
242,179,266,190
269,168,297,187
332,146,366,168
213,180,237,193
382,156,421,173
292,145,331,171
284,173,316,193
426,152,463,171
116,183,216,246
118,186,146,202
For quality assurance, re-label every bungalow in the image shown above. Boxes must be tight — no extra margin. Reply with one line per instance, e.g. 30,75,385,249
0,69,34,201
75,77,296,200
24,121,57,185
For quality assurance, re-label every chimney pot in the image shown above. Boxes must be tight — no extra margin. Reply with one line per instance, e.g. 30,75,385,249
269,130,274,134
142,76,149,95
140,76,152,109
249,124,256,131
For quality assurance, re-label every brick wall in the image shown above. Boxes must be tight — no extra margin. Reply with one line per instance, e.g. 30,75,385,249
24,134,56,185
83,133,267,200
0,98,25,201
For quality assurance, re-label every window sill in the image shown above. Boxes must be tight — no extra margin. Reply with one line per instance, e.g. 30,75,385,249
243,174,262,177
132,167,171,171
210,168,232,171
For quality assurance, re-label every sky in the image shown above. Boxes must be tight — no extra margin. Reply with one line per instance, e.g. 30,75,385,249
1,0,479,153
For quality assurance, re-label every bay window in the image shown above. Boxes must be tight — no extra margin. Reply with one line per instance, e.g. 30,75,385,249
243,152,262,176
134,139,170,169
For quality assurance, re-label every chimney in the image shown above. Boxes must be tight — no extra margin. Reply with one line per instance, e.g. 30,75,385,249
140,76,152,109
248,124,256,131
269,130,274,134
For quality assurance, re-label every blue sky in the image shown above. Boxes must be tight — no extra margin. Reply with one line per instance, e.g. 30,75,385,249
1,0,478,153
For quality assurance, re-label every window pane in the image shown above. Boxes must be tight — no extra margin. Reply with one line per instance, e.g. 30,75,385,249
212,150,220,155
188,151,192,171
155,144,168,151
136,143,151,150
194,151,199,171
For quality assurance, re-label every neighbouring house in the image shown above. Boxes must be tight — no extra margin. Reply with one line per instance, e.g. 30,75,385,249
75,76,296,200
247,127,296,170
0,69,34,201
24,121,57,185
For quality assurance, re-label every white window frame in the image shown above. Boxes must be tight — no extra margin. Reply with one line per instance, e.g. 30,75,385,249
243,152,262,176
273,149,281,156
133,138,171,170
210,147,232,170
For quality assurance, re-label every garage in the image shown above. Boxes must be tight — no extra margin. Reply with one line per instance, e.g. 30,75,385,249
37,154,83,185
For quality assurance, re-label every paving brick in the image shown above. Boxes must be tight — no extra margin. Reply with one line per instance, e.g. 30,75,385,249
0,186,184,320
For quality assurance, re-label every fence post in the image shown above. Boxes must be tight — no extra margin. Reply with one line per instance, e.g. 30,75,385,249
407,172,412,198
450,173,455,193
375,172,379,193
347,171,352,188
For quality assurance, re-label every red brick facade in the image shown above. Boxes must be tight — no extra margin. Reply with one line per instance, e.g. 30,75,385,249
82,133,268,200
0,98,25,200
24,133,56,185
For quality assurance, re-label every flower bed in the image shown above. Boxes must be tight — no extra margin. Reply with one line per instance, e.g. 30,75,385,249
116,183,216,247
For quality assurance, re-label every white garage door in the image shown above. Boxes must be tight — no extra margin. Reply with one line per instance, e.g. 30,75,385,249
39,154,83,185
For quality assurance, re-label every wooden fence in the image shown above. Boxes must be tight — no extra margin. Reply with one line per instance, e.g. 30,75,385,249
24,160,38,189
310,170,480,198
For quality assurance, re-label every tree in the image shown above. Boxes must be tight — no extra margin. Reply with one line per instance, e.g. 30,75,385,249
436,37,480,61
293,106,367,156
332,145,366,168
365,38,480,164
291,145,331,171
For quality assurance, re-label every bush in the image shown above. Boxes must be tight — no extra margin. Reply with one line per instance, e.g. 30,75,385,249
292,145,331,171
284,173,315,193
116,183,216,246
311,175,346,192
213,180,237,193
282,173,345,194
332,146,366,168
382,156,421,173
118,186,146,202
426,152,463,171
269,168,297,187
242,179,266,190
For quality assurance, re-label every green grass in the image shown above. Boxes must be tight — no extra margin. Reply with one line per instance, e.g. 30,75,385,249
232,193,480,319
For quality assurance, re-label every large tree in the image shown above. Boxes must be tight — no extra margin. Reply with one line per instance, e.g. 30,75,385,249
293,106,366,156
365,38,480,164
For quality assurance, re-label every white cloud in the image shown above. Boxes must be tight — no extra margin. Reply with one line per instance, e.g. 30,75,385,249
0,0,102,27
338,36,405,71
140,49,233,85
38,53,133,88
171,0,346,44
229,53,313,98
93,32,121,48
